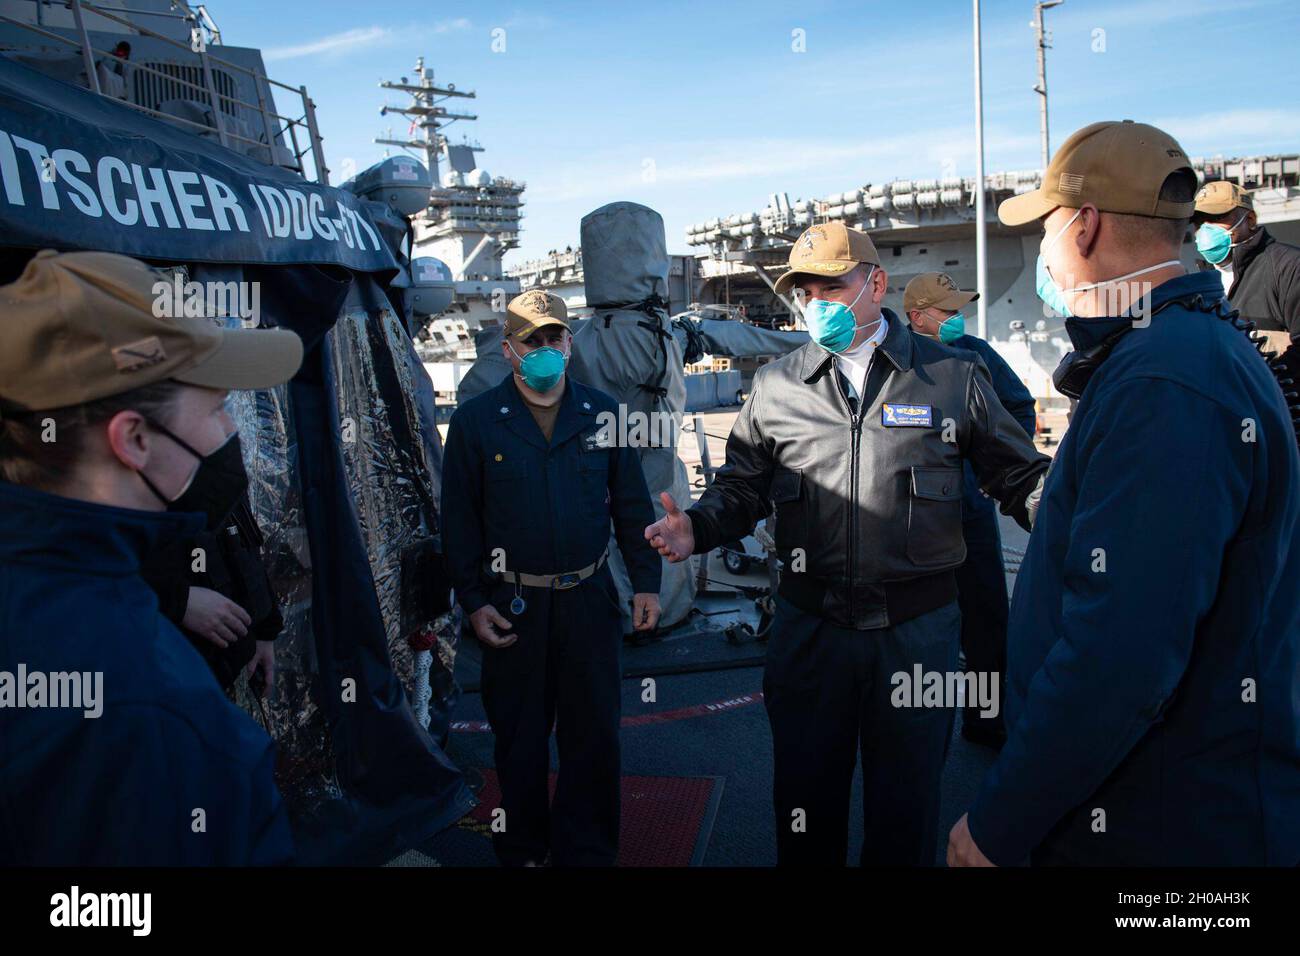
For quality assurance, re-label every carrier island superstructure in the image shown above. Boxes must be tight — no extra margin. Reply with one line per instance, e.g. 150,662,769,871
377,56,524,356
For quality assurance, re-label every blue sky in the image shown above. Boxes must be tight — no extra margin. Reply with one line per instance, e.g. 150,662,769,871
213,0,1300,262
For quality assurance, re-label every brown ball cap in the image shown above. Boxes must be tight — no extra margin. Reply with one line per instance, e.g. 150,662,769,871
0,250,302,412
773,221,881,296
1193,180,1253,217
903,272,978,314
998,120,1194,226
504,289,571,340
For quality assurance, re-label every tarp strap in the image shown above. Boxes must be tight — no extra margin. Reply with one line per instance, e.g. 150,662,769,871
636,315,672,408
672,316,707,366
589,293,670,315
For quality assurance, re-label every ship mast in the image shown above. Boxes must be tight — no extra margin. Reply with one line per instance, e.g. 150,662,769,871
376,56,477,190
373,56,524,328
1032,1,1063,169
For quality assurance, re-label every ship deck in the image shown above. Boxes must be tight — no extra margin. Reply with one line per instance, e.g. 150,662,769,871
397,406,1038,866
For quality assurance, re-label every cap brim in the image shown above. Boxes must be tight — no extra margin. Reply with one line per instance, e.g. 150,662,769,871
773,260,859,295
173,327,303,391
932,289,979,310
1193,200,1240,216
998,189,1057,227
508,318,571,339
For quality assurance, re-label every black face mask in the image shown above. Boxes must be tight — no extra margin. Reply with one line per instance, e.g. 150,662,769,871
139,422,249,530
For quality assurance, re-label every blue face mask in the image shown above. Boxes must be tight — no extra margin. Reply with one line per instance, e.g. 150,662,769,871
802,267,875,353
1195,213,1246,265
510,340,568,392
938,313,965,344
1035,208,1083,317
1036,208,1183,321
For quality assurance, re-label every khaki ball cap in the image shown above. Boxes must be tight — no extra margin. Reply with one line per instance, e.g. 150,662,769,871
505,289,571,340
773,221,881,296
0,250,302,412
998,120,1194,226
903,272,978,314
1194,180,1253,217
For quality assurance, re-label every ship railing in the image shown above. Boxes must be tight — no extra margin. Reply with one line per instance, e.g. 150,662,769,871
505,250,582,279
0,0,329,183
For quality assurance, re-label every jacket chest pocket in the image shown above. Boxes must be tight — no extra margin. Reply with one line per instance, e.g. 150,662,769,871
486,460,530,519
769,467,805,553
906,465,964,567
487,460,528,485
578,446,611,519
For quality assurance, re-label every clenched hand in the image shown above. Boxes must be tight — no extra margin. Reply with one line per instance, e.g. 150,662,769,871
470,604,517,648
631,592,660,631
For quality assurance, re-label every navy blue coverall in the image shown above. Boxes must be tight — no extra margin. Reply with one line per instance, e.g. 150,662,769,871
441,373,660,866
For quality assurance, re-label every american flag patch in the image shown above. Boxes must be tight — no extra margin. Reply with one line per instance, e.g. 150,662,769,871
1058,172,1085,195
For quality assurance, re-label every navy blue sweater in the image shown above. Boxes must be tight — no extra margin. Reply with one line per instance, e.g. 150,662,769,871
0,482,294,865
968,271,1300,865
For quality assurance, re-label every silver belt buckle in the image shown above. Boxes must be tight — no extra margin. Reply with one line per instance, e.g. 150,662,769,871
552,572,581,590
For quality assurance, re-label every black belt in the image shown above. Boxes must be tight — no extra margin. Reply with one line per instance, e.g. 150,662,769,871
778,569,957,630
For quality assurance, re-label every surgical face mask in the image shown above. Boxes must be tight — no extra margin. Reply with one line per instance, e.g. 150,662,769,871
938,312,966,344
138,423,249,529
1035,208,1180,318
509,339,568,392
1036,208,1083,317
801,267,875,353
1195,213,1247,265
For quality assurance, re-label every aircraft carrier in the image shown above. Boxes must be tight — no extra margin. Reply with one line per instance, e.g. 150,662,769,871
511,157,1300,405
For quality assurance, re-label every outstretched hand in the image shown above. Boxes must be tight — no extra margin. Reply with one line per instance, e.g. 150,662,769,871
644,492,695,563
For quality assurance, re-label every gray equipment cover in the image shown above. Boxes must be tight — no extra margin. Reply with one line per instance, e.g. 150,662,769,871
454,325,513,402
569,202,697,630
690,318,808,358
581,201,670,308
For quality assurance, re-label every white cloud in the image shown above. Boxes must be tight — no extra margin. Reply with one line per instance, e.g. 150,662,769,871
1053,0,1284,32
263,26,391,62
262,20,470,62
1152,108,1300,155
527,126,1040,208
432,18,473,34
502,13,551,29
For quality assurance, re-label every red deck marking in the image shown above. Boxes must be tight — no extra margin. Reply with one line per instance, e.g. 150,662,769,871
466,770,718,865
450,692,765,734
449,719,493,732
621,692,764,726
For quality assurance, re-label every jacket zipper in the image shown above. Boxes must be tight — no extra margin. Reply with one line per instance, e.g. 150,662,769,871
849,402,863,623
834,365,863,623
